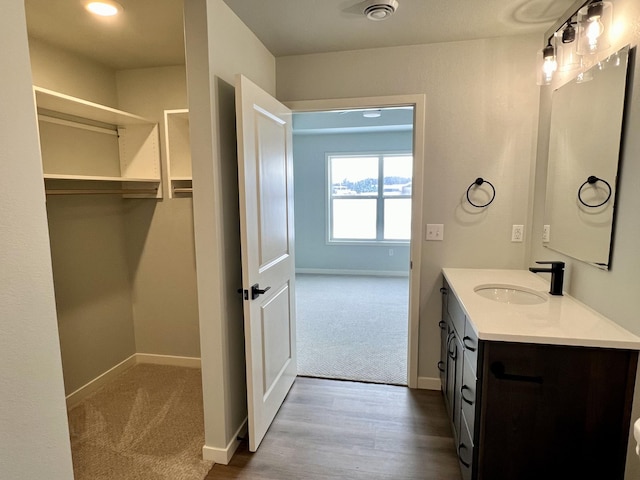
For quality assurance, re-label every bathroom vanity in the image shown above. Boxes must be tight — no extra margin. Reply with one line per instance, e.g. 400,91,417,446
440,268,640,480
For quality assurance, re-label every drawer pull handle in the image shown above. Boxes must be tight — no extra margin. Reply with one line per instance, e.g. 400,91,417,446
490,362,543,384
458,443,471,468
462,336,476,351
437,361,445,373
438,320,446,329
460,385,474,405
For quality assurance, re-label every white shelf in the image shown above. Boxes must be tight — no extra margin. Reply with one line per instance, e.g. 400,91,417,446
164,109,192,198
44,174,160,182
34,86,152,126
35,86,162,198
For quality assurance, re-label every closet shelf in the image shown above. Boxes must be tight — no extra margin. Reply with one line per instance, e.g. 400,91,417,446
34,86,153,126
36,86,162,198
44,174,161,183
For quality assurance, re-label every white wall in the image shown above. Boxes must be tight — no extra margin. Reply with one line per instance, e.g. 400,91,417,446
116,66,201,358
184,0,275,461
29,39,138,394
529,1,640,476
277,34,541,380
0,1,74,478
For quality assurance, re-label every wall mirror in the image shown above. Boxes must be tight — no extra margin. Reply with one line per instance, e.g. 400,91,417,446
543,45,631,269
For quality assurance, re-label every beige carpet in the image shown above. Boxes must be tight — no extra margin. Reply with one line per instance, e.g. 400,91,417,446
68,364,213,480
296,274,409,385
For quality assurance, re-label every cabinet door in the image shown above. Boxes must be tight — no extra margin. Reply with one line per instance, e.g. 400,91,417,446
444,330,457,419
478,342,637,480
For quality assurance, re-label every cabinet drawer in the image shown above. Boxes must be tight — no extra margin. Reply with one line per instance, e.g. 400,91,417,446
447,291,466,337
462,323,479,369
461,356,477,439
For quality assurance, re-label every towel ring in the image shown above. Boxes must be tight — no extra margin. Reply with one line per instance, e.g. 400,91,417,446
466,178,495,208
578,176,612,208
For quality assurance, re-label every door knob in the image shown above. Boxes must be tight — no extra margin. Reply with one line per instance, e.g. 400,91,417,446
251,284,271,300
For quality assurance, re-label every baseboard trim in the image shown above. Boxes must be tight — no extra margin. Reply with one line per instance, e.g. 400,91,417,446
417,376,442,391
65,354,137,409
296,268,409,277
202,418,248,465
136,353,201,368
65,353,202,409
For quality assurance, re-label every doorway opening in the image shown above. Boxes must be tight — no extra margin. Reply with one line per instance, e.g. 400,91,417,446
291,104,419,386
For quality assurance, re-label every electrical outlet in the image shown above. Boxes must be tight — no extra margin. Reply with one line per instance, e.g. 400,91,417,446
426,224,444,241
542,225,550,243
512,225,524,242
389,248,394,256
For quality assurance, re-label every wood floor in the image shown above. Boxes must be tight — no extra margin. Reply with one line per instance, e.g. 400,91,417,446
205,377,462,480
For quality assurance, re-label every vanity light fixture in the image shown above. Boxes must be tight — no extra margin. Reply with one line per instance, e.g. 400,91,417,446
537,40,558,85
537,0,613,86
556,21,581,72
576,1,612,55
85,1,123,17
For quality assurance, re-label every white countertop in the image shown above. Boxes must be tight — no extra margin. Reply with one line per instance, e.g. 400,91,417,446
442,268,640,350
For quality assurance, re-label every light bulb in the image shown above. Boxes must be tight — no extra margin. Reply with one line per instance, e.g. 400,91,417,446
542,45,557,83
585,18,605,51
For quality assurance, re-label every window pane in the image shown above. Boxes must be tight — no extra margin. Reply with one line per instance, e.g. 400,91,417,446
331,156,378,195
383,156,412,196
333,199,377,239
384,198,412,240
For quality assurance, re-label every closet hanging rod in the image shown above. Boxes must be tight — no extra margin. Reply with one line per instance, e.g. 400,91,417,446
45,188,158,196
38,114,118,136
172,187,193,194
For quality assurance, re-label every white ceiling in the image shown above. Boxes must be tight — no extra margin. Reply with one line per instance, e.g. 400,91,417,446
23,0,575,70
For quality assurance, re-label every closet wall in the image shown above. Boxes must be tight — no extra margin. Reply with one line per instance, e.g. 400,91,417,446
29,38,198,395
116,66,199,358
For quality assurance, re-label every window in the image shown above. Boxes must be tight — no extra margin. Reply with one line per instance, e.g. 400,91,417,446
328,154,412,243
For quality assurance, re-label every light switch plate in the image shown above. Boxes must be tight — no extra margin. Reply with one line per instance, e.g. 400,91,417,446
426,224,444,241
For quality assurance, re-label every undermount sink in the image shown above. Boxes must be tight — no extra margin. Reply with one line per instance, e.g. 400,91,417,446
474,284,547,305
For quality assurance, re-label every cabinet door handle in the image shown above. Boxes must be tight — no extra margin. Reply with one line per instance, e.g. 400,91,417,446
462,336,476,351
460,385,474,405
458,443,471,468
438,320,446,329
437,361,445,373
490,362,543,384
440,287,448,295
447,336,457,360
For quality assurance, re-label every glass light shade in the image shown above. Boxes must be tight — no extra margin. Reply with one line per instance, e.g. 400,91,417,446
537,44,557,86
576,1,613,55
556,30,581,72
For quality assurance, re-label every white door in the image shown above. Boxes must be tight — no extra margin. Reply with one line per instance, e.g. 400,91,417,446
235,74,297,452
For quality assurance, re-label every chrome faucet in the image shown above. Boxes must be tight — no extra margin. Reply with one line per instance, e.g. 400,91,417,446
529,261,565,296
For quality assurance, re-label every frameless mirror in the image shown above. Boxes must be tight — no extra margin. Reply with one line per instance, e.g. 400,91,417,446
543,45,631,269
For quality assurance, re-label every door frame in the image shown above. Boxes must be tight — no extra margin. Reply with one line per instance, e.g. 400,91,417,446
286,94,425,389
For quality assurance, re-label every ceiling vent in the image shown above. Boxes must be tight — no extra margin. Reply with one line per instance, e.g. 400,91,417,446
363,0,399,21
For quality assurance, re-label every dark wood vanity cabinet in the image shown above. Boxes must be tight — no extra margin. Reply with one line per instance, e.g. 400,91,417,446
440,281,638,480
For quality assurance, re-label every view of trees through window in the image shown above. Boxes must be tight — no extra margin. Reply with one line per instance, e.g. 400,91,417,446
328,154,412,241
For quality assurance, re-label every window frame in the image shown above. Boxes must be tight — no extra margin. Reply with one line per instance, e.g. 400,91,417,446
326,152,412,246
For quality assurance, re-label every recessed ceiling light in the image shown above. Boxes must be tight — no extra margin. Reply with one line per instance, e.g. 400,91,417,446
85,1,123,17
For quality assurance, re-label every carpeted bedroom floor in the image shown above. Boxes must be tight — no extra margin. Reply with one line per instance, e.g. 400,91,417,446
295,274,409,385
